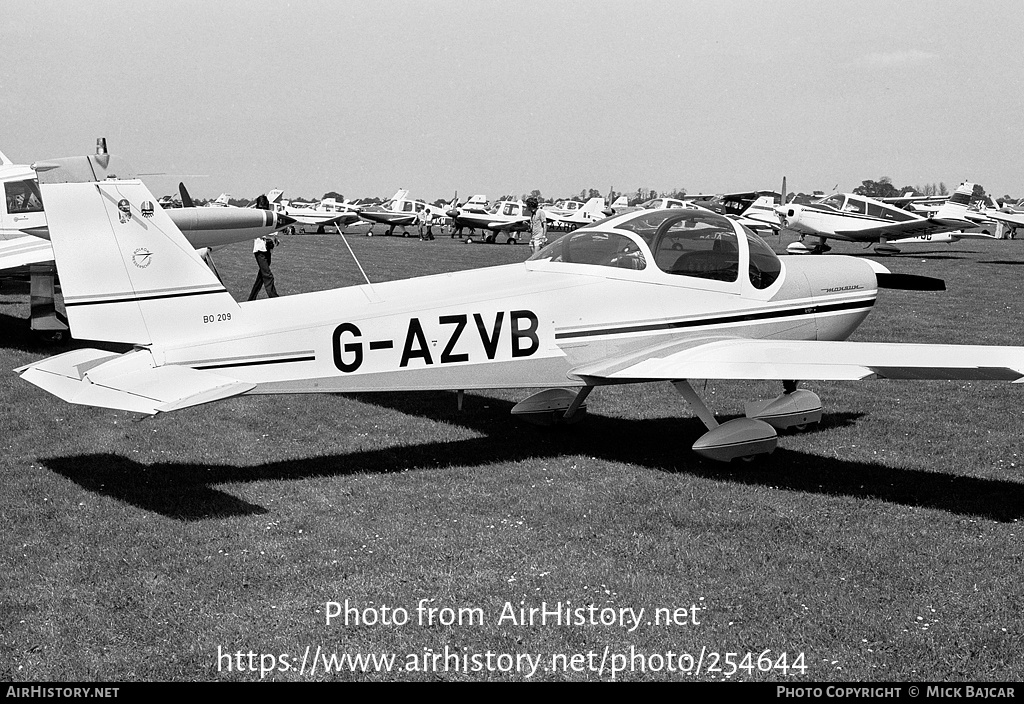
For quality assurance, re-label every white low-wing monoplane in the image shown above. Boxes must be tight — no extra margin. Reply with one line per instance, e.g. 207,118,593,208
264,191,362,233
16,170,1024,461
779,182,997,255
358,190,452,236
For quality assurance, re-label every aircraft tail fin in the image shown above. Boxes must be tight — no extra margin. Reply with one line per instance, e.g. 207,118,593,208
934,182,975,221
36,176,238,346
265,188,285,204
579,197,607,213
178,182,195,208
0,149,12,166
745,195,776,212
213,193,231,206
387,188,409,203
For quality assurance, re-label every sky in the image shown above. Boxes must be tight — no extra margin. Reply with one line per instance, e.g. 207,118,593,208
3,0,1023,202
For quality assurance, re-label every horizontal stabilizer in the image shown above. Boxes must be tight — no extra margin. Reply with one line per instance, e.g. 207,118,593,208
0,237,55,270
16,348,255,414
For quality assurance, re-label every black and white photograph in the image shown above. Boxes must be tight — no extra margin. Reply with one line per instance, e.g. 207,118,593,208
1,0,1022,687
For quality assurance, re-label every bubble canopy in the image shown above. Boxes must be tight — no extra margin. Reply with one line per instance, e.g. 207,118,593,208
528,209,781,290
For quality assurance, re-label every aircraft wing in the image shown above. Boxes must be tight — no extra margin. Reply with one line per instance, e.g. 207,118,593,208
320,213,362,228
834,217,974,241
488,218,530,232
15,348,256,415
984,210,1024,227
571,336,1024,383
290,212,361,228
0,236,55,273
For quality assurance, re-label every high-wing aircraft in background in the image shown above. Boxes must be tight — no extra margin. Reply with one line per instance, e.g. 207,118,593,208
779,182,993,255
17,166,1024,462
1,147,294,339
358,189,451,236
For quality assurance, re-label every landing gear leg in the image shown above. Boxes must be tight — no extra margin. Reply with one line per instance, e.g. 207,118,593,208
672,380,777,462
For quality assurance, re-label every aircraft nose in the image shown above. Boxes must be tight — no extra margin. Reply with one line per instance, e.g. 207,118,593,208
774,204,796,228
446,208,459,219
275,213,297,229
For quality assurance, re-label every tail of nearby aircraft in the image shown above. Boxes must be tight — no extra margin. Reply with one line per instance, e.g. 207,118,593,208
934,182,975,221
0,149,12,166
38,178,237,346
179,182,195,208
579,197,607,213
212,193,231,206
744,195,777,213
266,189,285,204
386,188,409,203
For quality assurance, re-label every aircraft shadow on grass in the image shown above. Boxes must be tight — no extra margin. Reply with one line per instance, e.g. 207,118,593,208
978,259,1024,266
41,391,1024,523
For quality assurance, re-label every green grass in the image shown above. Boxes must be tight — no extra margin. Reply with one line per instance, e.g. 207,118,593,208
1,226,1023,681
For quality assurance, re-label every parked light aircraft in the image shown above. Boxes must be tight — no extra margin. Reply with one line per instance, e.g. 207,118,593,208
607,195,629,212
546,199,585,218
1,149,294,338
447,198,531,243
780,182,986,255
358,189,451,236
975,207,1024,238
206,193,232,207
457,195,489,214
691,190,783,235
17,167,1024,462
547,197,608,231
450,197,614,242
258,190,363,233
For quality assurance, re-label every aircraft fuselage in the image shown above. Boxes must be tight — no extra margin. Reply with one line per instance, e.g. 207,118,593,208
143,255,876,396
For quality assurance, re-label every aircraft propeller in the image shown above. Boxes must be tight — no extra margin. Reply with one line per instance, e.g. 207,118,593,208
863,259,945,291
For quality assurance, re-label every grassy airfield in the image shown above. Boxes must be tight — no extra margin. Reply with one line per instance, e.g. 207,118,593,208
1,223,1022,681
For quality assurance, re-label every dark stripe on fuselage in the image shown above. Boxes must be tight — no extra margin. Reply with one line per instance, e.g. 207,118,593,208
555,299,875,340
193,355,316,370
64,288,228,307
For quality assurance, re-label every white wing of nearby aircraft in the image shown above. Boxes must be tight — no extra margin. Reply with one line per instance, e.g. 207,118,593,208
17,172,1024,462
780,182,989,255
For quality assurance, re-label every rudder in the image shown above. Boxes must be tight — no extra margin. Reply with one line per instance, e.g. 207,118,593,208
39,178,238,346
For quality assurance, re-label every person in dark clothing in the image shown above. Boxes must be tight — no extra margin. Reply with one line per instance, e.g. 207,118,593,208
247,194,280,300
247,235,280,300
